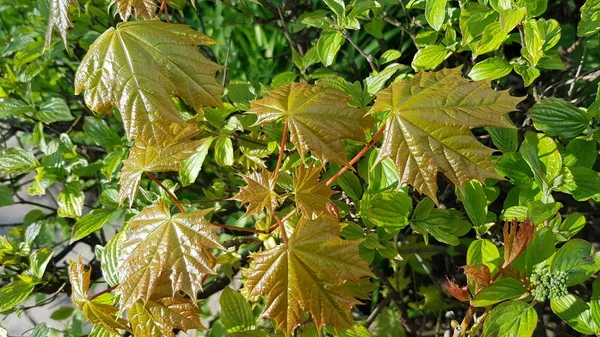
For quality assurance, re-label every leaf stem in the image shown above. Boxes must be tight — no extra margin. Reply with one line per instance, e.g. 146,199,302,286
88,285,117,301
274,214,288,245
145,171,185,213
325,123,386,186
273,119,289,181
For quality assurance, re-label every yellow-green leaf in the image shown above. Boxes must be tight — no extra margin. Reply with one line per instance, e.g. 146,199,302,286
244,215,373,336
232,170,279,217
293,165,334,218
75,20,223,143
370,68,522,203
248,83,373,166
118,200,223,309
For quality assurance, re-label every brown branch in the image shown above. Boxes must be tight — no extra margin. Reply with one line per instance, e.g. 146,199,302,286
145,171,185,213
273,119,289,181
274,214,288,245
88,285,117,301
343,31,377,72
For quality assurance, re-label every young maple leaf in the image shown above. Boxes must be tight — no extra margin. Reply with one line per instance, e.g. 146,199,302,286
118,122,204,206
128,275,205,337
370,68,523,203
293,165,335,218
75,20,223,142
247,82,374,166
118,200,223,309
110,0,157,21
244,215,373,336
502,218,534,268
68,256,131,334
45,0,79,49
232,170,279,217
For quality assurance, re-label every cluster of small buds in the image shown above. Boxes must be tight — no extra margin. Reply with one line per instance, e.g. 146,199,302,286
530,268,569,301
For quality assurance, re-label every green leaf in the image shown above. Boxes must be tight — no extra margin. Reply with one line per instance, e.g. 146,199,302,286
317,31,345,67
460,3,498,45
71,209,117,243
324,0,345,20
558,167,600,201
363,191,412,230
578,0,600,37
471,278,526,307
486,125,519,153
522,19,561,66
336,171,363,200
101,231,124,287
0,148,39,177
83,117,122,149
425,0,447,31
30,324,50,337
495,153,535,187
551,294,597,335
219,287,255,332
380,50,402,64
474,22,508,56
527,200,561,224
0,185,14,207
458,180,487,227
519,131,562,186
483,300,537,337
50,307,75,321
214,136,234,167
563,138,596,169
529,98,589,138
58,181,84,219
271,72,298,89
592,277,600,327
489,0,511,12
499,7,526,32
524,0,548,16
411,45,449,71
37,98,74,123
514,64,540,87
467,239,500,274
551,239,600,286
0,281,36,312
0,98,36,118
525,227,555,275
411,207,471,246
553,212,586,242
27,247,54,280
469,57,512,81
180,137,213,186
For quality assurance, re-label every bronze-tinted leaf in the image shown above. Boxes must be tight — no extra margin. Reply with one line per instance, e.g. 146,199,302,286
118,200,223,309
503,218,534,268
461,264,491,292
248,83,373,166
371,68,523,203
110,0,157,21
445,277,471,302
75,20,223,143
244,215,373,335
68,256,130,334
231,170,279,217
45,0,79,49
293,165,334,218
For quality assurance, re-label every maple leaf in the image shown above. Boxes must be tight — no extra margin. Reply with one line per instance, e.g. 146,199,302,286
45,0,79,49
69,256,130,334
118,122,203,205
232,170,279,217
75,20,223,142
293,165,334,218
247,82,374,166
502,218,534,268
244,215,373,335
370,68,523,203
128,275,205,337
118,200,223,309
111,0,157,21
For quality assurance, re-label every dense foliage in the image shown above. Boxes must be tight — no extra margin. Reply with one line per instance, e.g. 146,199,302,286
0,0,599,336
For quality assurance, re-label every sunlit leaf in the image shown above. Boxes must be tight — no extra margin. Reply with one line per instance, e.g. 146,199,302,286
248,83,373,166
111,0,157,21
371,68,522,203
232,170,279,217
244,215,373,336
45,0,79,49
293,165,334,218
118,200,222,308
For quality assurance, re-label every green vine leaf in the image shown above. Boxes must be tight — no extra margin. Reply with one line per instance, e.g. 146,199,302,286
118,200,223,309
371,68,523,203
248,83,374,166
244,215,373,336
75,20,223,142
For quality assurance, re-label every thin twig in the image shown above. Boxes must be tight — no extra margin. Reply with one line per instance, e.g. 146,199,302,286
145,171,185,213
343,31,377,72
273,119,288,181
568,40,587,99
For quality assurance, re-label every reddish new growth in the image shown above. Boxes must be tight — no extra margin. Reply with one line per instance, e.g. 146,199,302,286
461,264,491,292
445,276,471,302
503,218,535,268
